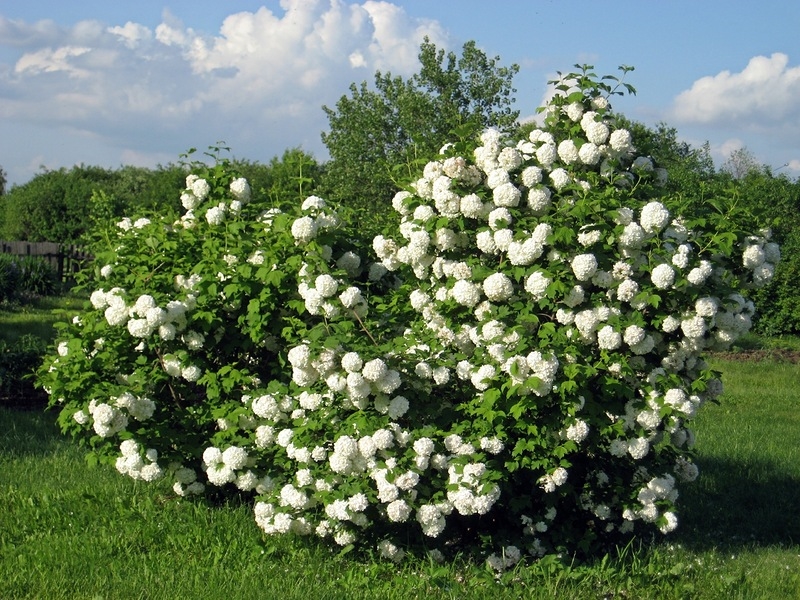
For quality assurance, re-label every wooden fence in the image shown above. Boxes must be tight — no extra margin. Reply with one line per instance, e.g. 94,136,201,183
0,241,91,282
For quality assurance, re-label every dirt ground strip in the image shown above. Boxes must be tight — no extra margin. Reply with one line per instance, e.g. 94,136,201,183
712,348,800,363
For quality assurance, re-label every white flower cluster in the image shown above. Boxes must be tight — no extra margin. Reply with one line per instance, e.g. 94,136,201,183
742,232,780,287
90,288,196,343
115,439,163,482
87,399,128,438
202,445,264,491
290,196,340,244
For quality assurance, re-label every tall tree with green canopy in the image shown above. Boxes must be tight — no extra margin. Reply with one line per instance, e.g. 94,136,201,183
320,38,519,224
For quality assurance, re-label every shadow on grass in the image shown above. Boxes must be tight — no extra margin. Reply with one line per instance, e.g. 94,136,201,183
675,455,800,549
0,406,66,458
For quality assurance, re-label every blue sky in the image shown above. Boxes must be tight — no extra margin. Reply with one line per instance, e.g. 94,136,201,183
1,0,799,187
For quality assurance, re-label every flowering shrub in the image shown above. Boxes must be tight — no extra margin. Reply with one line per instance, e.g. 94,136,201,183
38,67,777,566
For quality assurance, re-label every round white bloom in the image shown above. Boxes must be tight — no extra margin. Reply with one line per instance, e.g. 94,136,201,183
552,467,568,486
181,365,202,382
222,446,248,470
190,178,210,201
695,297,718,317
339,287,363,309
557,140,580,164
372,429,394,450
287,344,311,369
577,230,602,248
549,168,571,190
617,279,639,302
651,264,675,289
681,315,706,339
205,205,226,226
527,187,552,214
597,325,622,350
640,202,670,233
460,194,485,219
520,166,543,187
362,358,387,382
536,143,557,167
628,437,650,460
230,177,251,202
659,511,678,534
488,207,513,230
315,274,338,298
564,101,584,122
387,499,412,522
672,251,690,269
476,230,498,254
181,192,200,211
493,229,513,251
687,261,713,285
471,364,496,391
584,120,610,145
609,129,634,153
483,272,514,302
661,315,681,333
566,420,590,443
563,285,585,308
291,216,318,243
452,280,481,307
493,182,521,207
571,254,598,281
623,325,646,346
525,272,551,300
742,244,766,269
387,396,409,419
432,366,450,385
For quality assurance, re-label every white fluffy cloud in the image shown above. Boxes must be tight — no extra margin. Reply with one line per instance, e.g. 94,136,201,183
0,2,448,183
671,53,800,127
669,53,800,173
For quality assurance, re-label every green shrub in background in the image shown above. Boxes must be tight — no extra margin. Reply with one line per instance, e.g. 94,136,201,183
0,254,20,302
0,254,58,303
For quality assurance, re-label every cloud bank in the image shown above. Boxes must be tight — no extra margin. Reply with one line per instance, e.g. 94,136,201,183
0,1,448,182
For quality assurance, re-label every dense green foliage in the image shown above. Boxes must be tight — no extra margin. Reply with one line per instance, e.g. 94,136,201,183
0,150,323,246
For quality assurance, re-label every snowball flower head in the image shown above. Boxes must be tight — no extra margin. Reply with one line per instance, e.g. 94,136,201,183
291,216,318,244
230,178,251,202
651,264,675,289
571,254,598,282
483,272,514,302
640,202,670,233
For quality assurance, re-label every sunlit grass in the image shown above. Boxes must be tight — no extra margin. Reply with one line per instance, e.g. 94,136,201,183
0,293,84,344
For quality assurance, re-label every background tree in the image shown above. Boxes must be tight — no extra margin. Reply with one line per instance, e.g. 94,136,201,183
320,38,519,228
0,166,116,243
721,147,762,180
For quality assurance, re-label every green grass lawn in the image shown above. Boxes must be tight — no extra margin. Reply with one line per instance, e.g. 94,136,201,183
1,355,798,600
0,293,84,344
